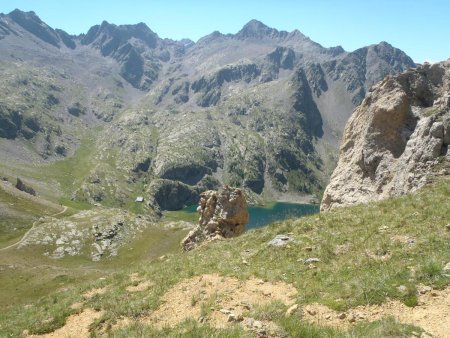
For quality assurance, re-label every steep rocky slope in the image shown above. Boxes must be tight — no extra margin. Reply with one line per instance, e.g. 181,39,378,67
321,60,450,211
0,10,145,161
0,9,416,210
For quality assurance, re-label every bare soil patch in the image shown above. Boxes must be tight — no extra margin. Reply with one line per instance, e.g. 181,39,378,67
82,286,108,300
147,273,297,328
126,280,153,293
80,276,450,337
29,309,104,338
302,286,450,337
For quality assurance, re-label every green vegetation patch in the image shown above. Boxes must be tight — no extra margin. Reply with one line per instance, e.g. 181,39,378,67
0,179,448,336
0,185,60,248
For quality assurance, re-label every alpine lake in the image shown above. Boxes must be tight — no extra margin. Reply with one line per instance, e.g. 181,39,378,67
164,202,319,230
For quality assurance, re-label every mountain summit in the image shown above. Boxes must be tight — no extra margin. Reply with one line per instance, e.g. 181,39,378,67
236,19,288,39
6,9,74,48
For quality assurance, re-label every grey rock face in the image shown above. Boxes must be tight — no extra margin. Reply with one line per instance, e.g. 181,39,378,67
79,20,182,90
321,61,450,211
192,63,261,107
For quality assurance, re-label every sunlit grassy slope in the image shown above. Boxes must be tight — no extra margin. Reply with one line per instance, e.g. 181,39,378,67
0,178,449,337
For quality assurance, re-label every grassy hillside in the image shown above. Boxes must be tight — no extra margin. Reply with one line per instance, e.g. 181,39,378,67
0,178,449,337
0,181,63,248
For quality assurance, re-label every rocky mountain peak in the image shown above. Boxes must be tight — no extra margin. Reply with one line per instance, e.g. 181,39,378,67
240,19,270,30
7,9,62,47
236,19,287,39
195,30,226,45
8,9,39,22
179,38,194,47
368,41,412,61
327,45,345,56
82,20,159,50
288,29,306,38
80,20,165,89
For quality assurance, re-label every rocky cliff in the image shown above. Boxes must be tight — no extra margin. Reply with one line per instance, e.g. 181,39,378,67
321,60,450,211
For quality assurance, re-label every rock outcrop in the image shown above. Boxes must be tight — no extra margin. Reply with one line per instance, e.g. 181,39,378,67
182,186,249,251
18,208,157,261
321,60,450,211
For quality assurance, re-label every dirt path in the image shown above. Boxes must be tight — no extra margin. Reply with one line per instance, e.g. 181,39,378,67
0,205,67,251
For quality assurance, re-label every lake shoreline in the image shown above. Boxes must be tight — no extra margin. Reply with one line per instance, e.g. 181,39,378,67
264,191,320,205
164,201,320,229
246,202,319,229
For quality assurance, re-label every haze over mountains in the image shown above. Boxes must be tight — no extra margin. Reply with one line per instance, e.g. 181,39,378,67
0,9,416,212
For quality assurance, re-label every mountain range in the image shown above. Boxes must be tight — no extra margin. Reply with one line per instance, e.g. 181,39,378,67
0,9,416,212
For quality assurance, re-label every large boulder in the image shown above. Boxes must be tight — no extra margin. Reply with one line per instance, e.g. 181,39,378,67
181,186,249,251
321,61,450,211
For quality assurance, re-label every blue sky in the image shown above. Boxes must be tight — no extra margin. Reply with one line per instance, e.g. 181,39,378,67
0,0,448,63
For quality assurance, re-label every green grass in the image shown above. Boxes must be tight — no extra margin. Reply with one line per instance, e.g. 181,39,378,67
0,212,189,302
57,197,93,212
0,126,102,206
0,179,449,337
0,186,60,248
163,207,199,222
40,129,99,196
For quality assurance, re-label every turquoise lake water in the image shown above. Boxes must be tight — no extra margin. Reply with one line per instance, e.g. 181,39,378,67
181,202,319,230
